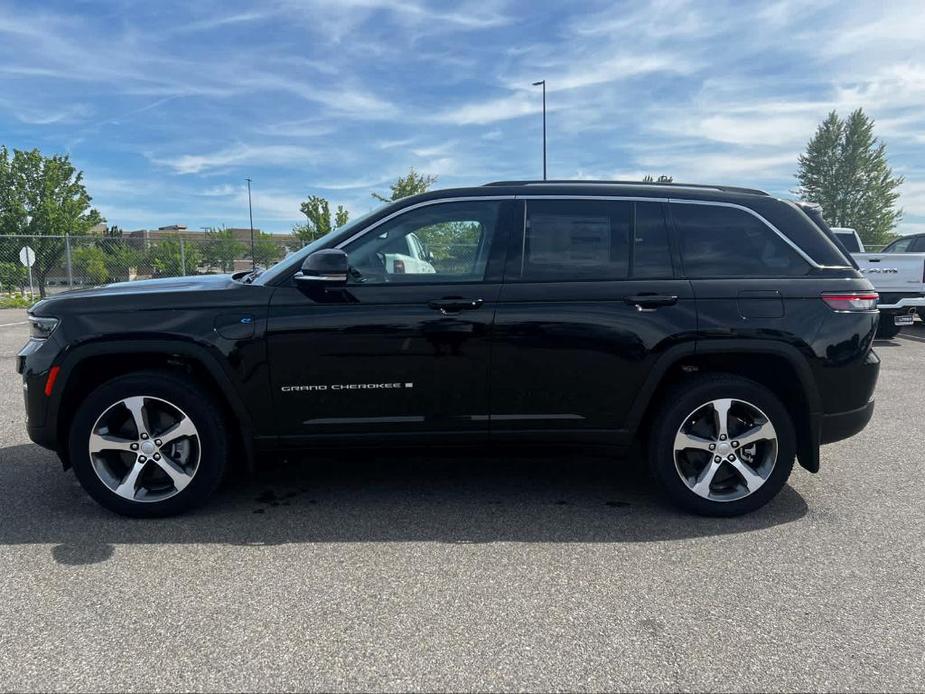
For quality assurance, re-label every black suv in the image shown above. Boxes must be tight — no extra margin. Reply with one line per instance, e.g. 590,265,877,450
18,181,880,517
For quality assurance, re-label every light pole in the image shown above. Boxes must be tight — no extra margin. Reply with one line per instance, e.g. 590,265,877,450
532,80,546,180
245,178,255,270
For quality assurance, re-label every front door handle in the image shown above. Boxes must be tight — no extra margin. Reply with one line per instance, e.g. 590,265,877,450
428,297,484,314
624,294,678,311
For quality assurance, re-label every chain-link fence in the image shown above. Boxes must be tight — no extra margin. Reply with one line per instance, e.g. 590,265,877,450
0,234,298,301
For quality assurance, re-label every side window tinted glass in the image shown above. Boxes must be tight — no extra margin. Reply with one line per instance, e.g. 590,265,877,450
523,200,630,281
633,202,673,278
344,201,500,284
674,204,810,277
835,232,860,253
884,237,911,252
909,237,925,252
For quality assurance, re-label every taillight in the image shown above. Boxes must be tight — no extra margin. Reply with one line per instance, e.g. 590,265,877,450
393,259,406,274
822,291,879,312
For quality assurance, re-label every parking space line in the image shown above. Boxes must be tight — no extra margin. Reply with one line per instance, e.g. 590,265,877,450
0,321,28,328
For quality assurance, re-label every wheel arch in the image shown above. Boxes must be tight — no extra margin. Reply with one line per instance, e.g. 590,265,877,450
628,340,822,472
51,339,255,472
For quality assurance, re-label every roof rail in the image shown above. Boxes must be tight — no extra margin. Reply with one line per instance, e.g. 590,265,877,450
482,180,769,196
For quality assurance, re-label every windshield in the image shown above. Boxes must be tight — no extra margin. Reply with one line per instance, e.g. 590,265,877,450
255,205,387,285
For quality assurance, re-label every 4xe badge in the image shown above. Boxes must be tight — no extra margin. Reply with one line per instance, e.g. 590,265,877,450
281,382,414,392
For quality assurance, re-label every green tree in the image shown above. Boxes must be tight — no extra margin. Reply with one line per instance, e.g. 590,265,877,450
0,261,26,293
148,234,201,277
797,109,903,245
249,230,283,267
72,245,109,285
293,195,349,245
203,226,244,272
0,147,103,297
372,167,437,202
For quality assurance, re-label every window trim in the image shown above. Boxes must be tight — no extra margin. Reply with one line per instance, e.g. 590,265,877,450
516,195,833,270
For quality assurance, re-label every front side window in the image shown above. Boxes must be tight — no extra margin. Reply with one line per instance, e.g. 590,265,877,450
674,204,810,278
882,237,912,253
344,201,501,284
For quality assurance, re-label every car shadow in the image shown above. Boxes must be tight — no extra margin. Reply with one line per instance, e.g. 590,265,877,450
0,443,808,562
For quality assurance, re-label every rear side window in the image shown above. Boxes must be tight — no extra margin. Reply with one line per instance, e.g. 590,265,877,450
516,200,671,281
673,204,810,278
834,232,861,253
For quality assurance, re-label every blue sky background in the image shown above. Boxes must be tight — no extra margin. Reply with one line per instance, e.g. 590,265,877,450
1,0,923,234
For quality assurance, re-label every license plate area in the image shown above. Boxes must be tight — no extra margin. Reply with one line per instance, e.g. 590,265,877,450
894,313,914,326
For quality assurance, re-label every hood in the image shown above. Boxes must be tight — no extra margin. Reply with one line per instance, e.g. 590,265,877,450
30,274,240,315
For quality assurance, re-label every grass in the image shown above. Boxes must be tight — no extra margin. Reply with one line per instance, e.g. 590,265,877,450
0,293,35,309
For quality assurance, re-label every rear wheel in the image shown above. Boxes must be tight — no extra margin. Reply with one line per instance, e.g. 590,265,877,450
648,374,796,516
68,370,228,517
876,318,902,340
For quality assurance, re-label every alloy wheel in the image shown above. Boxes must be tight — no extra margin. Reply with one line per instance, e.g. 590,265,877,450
673,398,778,502
88,395,201,503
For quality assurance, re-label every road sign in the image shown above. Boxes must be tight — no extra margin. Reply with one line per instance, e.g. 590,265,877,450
19,246,35,268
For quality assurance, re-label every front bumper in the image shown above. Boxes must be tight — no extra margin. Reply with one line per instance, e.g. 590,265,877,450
820,399,875,445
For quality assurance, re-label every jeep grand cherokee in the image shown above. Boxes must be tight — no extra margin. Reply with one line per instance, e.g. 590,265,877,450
18,181,880,517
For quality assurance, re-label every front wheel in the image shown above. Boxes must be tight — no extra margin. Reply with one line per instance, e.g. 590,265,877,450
648,374,796,516
68,370,228,517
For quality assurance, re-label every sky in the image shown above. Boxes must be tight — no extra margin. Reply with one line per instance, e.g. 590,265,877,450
0,0,923,235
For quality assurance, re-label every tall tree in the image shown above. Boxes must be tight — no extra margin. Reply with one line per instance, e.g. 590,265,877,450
372,168,437,202
0,147,103,296
292,195,349,245
202,226,244,272
248,230,283,267
797,109,903,245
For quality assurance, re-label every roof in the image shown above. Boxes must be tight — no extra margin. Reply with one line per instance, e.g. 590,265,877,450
482,180,769,196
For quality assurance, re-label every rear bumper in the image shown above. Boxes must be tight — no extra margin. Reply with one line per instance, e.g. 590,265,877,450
878,296,925,310
820,399,875,445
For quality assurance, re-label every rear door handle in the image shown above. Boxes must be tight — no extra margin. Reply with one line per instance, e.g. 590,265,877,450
624,294,678,311
428,298,484,314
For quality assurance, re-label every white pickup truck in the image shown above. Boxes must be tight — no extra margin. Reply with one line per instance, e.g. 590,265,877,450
831,227,925,339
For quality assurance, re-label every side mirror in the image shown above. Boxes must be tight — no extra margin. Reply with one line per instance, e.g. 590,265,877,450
295,249,349,286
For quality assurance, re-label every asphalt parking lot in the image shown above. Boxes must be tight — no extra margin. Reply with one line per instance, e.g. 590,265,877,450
0,308,923,692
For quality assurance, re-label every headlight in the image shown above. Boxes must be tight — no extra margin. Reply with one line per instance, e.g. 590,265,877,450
28,315,59,340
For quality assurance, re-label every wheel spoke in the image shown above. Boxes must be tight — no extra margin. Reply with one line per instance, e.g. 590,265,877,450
89,432,136,454
153,456,193,492
712,399,733,440
691,459,722,497
735,421,776,448
114,459,146,500
674,430,715,452
157,416,197,448
123,396,149,439
730,457,766,492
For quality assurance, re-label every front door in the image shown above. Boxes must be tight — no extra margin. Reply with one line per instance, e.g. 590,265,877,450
490,197,697,443
266,198,514,444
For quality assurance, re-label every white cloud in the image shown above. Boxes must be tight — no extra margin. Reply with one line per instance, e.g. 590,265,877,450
150,144,316,175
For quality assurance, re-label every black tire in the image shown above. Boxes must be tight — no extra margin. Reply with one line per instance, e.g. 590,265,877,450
648,374,796,517
68,370,228,517
875,318,902,340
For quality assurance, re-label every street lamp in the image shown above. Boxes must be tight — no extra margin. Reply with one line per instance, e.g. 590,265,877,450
245,178,255,271
532,80,547,180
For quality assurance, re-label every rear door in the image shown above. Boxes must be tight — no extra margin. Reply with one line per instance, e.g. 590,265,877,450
489,197,696,443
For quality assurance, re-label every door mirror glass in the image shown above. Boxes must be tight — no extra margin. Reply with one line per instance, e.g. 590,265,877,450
295,249,349,285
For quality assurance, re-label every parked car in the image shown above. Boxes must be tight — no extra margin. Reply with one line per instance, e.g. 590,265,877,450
380,231,436,275
19,181,880,518
796,214,925,339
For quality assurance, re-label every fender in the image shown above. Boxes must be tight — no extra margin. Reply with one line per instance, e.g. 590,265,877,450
624,339,822,472
50,337,259,470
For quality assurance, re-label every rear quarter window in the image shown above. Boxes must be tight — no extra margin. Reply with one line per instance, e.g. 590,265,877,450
673,203,811,278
